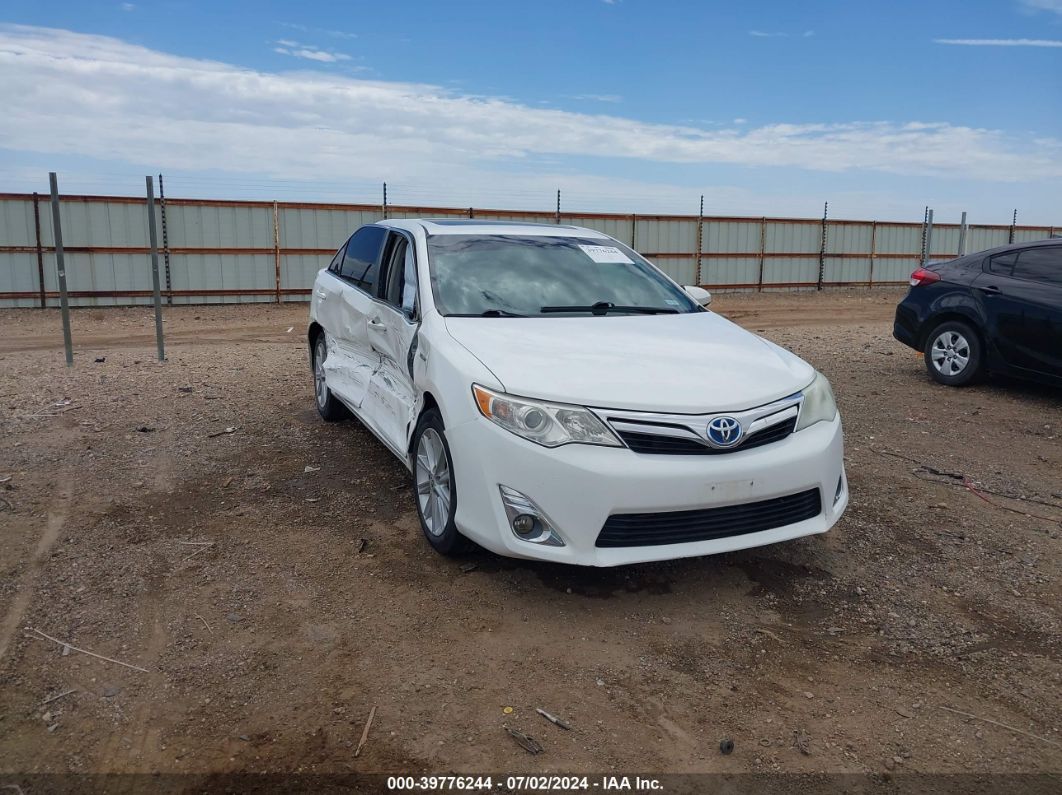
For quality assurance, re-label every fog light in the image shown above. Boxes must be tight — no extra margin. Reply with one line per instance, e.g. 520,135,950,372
512,514,536,535
834,474,845,505
498,485,565,547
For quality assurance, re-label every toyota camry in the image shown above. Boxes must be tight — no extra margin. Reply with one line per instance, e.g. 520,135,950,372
307,220,847,566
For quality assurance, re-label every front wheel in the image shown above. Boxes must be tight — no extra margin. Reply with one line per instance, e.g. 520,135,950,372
411,409,467,555
923,321,983,386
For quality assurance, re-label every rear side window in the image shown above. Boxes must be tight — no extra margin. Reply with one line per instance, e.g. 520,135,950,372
327,240,347,274
988,251,1018,276
340,226,387,292
1012,247,1062,286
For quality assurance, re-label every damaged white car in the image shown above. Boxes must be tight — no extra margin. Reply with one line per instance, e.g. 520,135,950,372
308,220,847,566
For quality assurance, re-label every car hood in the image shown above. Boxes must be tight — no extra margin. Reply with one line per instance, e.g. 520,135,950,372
443,311,815,413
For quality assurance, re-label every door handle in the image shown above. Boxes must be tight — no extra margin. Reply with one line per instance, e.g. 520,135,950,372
368,317,384,327
979,285,1000,295
315,290,327,300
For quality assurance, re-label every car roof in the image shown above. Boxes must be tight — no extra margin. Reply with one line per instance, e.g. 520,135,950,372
966,237,1061,260
377,218,612,238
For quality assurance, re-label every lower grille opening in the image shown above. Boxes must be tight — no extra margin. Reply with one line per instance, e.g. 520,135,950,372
596,488,822,548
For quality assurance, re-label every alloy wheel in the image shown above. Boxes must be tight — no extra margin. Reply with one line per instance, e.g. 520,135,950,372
415,428,451,536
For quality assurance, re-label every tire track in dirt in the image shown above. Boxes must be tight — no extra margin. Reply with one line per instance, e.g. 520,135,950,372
0,488,72,661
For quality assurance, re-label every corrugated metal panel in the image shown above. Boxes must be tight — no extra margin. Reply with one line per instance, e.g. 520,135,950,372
762,256,819,286
282,253,330,295
0,199,37,247
169,254,277,305
700,256,761,287
703,220,761,254
874,224,921,255
826,223,872,255
874,257,920,284
1013,228,1053,244
765,222,820,254
566,216,634,244
636,219,696,255
965,227,1010,255
164,203,272,248
647,256,696,285
0,252,39,307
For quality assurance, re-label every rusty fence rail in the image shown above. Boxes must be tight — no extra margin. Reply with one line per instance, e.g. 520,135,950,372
0,191,1057,307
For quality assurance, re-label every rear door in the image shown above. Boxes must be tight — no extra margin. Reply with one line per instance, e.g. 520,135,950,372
975,246,1062,376
361,230,421,453
321,225,388,409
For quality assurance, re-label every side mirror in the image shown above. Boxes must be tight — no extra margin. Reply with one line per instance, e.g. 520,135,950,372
683,285,712,307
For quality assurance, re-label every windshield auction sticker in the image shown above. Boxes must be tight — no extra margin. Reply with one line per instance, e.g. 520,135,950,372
577,244,634,264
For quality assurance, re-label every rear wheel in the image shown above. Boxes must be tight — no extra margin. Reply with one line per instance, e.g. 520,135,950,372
924,321,983,386
313,335,348,420
412,409,467,555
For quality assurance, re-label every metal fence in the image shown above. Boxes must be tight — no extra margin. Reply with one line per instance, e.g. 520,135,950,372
0,191,1057,308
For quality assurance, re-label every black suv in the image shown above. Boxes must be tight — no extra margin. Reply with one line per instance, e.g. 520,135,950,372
893,239,1062,387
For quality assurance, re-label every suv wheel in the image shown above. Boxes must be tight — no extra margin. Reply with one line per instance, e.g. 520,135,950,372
924,321,983,386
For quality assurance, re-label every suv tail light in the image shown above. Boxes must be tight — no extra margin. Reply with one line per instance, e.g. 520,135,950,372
909,267,941,287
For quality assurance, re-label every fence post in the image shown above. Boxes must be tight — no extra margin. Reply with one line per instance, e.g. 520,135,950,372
1009,209,1016,244
33,191,46,309
817,201,828,291
957,211,967,256
382,182,388,219
158,173,173,305
272,200,281,304
144,176,166,362
868,220,877,289
919,206,929,264
555,190,561,224
468,207,474,219
630,214,637,248
757,217,766,292
923,209,934,265
48,173,73,366
695,195,704,286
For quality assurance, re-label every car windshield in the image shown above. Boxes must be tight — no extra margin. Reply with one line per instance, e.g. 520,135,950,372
425,234,698,317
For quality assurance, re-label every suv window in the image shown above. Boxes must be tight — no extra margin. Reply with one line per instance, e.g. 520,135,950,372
1012,247,1062,286
340,226,387,292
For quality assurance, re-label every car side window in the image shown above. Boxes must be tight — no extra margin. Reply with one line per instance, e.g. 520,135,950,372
327,238,348,274
1012,247,1062,286
382,233,418,318
988,251,1018,277
340,226,387,292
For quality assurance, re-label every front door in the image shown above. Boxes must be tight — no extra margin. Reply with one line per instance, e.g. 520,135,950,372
322,225,387,409
975,246,1062,377
362,231,421,453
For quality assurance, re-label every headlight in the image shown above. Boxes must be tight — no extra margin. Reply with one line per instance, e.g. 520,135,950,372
795,371,838,431
472,385,621,447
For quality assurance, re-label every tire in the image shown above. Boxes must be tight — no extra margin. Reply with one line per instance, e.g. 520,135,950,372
923,320,983,386
312,334,349,421
411,409,468,556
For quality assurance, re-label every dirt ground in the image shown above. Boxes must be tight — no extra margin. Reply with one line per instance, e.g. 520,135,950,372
0,291,1060,786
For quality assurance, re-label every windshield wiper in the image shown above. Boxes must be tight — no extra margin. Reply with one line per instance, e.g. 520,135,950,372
448,309,528,318
540,301,678,316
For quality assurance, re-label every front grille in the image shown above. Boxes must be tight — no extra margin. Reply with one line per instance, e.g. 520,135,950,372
596,488,822,548
617,417,797,455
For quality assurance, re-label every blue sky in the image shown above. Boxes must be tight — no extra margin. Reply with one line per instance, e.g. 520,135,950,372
0,0,1059,222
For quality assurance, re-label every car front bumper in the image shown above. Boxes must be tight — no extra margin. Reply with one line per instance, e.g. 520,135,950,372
445,414,847,566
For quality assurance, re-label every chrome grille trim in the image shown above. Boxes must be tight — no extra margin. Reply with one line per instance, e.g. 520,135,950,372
592,393,803,453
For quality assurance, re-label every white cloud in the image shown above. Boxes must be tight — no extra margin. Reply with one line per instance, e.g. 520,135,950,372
749,30,787,38
280,22,357,39
273,39,351,62
1020,0,1062,16
120,2,135,10
934,37,1062,47
0,23,1058,217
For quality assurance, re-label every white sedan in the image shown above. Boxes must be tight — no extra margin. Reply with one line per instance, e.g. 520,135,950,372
308,220,847,566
